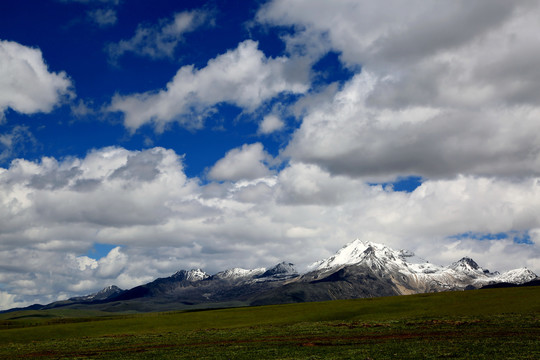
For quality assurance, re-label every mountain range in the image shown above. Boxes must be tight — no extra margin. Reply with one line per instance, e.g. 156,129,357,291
5,240,538,313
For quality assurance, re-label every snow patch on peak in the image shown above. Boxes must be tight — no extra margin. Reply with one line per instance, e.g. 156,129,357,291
314,239,539,289
213,267,266,280
259,262,297,278
310,239,404,270
307,239,540,290
172,269,209,282
496,268,538,284
449,257,491,276
452,257,480,270
310,239,369,270
186,269,210,281
213,263,297,282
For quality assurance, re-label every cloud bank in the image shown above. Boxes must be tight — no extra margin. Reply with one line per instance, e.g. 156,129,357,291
284,71,540,180
2,1,540,310
0,146,539,309
259,0,540,180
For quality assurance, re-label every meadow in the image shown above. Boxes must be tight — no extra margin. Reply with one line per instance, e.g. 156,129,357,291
0,286,538,359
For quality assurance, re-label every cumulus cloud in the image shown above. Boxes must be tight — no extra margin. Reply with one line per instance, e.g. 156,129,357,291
0,147,198,308
0,146,539,309
108,40,309,131
3,1,540,309
208,143,273,181
258,0,526,69
75,256,98,271
283,72,540,180
96,247,128,278
258,114,284,134
0,40,73,119
107,10,211,62
258,1,540,180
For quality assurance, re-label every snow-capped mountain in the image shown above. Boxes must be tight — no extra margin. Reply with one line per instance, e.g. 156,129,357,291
209,262,297,284
311,239,432,273
312,239,405,270
449,257,489,275
495,267,538,284
172,269,210,282
7,239,538,313
309,239,538,293
257,262,297,279
212,267,266,280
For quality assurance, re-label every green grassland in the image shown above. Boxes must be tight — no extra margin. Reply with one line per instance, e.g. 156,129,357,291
1,286,539,359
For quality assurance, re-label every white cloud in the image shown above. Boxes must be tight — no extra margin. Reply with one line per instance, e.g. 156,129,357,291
0,290,30,311
109,40,309,132
3,1,538,311
258,0,528,70
107,10,210,62
0,146,539,309
283,71,540,180
75,256,98,271
255,1,540,180
0,40,73,119
258,114,284,134
96,247,128,278
208,143,273,181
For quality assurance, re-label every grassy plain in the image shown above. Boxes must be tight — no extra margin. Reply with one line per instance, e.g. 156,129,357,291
0,286,539,359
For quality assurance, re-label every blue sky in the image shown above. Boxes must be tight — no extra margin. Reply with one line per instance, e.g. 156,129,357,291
1,0,540,309
0,0,291,172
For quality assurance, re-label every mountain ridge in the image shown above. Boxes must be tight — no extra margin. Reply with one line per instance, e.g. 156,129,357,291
3,239,538,313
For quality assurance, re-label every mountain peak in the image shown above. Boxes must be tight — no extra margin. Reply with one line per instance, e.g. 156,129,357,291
454,257,480,270
187,269,210,281
311,239,399,270
449,257,490,275
100,285,122,294
258,262,297,278
496,267,538,284
213,267,266,280
172,269,210,282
